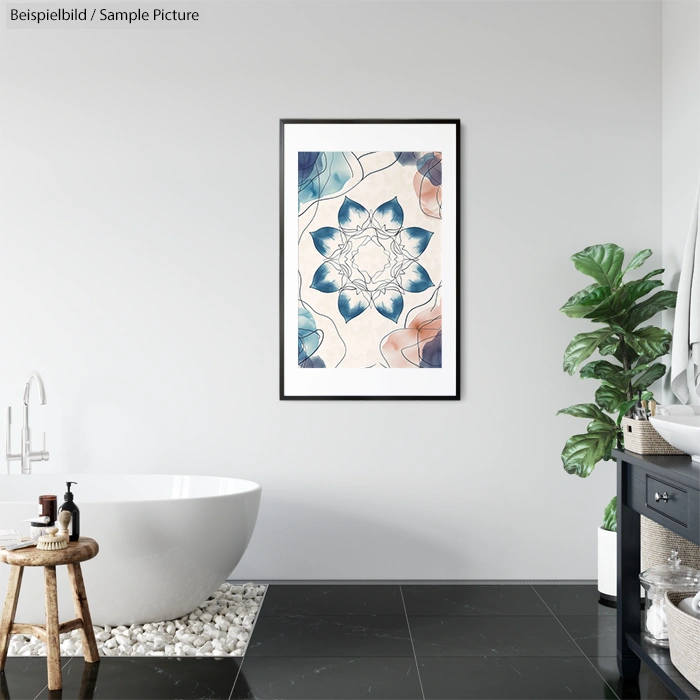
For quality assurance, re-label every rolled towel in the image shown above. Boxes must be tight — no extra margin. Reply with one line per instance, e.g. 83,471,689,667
646,602,668,639
678,594,700,620
656,405,700,416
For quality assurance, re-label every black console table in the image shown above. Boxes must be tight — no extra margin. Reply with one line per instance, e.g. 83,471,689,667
615,449,700,700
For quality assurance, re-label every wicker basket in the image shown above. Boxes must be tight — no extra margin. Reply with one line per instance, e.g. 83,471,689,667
642,517,700,571
666,591,700,691
621,417,686,455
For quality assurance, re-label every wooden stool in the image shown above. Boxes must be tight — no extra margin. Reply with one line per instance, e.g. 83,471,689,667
0,539,100,691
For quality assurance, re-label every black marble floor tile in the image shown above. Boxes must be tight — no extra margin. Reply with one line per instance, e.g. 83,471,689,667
230,657,423,699
419,657,617,699
410,615,583,657
261,585,405,616
590,657,700,700
558,615,618,658
402,585,549,617
0,657,72,700
534,584,615,616
247,616,413,658
33,658,240,700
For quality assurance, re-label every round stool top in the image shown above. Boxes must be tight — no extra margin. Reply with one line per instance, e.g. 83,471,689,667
0,538,98,567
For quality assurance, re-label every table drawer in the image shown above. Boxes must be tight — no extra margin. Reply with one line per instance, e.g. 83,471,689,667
646,475,688,527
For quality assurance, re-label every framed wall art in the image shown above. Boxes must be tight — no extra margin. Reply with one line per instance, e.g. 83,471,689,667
280,119,460,399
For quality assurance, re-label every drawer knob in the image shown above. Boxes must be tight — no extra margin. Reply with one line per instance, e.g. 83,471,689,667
655,491,669,503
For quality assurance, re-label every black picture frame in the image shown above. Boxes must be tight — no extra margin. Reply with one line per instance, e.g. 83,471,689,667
280,119,461,400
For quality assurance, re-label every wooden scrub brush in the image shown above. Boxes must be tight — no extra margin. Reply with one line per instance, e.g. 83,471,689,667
37,527,67,550
37,512,71,551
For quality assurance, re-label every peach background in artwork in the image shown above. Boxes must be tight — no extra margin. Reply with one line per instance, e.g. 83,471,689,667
298,152,441,369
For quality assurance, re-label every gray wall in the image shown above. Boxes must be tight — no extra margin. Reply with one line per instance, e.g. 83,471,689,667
0,1,662,579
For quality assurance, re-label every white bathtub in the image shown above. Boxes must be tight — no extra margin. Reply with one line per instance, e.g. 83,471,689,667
0,474,261,626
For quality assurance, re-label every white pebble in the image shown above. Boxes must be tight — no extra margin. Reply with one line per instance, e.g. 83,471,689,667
7,583,265,659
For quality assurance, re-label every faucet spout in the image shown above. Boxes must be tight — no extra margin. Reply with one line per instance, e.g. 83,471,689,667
23,371,46,407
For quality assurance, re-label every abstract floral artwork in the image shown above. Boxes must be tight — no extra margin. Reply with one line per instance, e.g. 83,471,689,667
282,121,459,398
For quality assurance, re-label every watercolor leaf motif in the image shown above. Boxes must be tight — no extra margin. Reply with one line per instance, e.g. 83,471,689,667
298,305,326,368
298,152,355,209
395,151,442,219
309,196,434,323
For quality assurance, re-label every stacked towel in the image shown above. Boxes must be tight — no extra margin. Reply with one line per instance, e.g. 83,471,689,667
678,592,700,620
656,405,700,416
671,178,700,404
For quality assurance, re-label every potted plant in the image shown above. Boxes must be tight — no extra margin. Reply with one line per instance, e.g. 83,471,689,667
598,497,617,606
558,244,676,605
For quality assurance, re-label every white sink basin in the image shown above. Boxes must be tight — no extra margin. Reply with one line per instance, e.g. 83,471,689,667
650,415,700,462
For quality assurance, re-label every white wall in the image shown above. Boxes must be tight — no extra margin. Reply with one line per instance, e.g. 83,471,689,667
0,1,662,580
661,0,700,404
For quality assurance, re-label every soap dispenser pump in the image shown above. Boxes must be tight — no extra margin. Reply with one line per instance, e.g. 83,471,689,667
59,481,80,542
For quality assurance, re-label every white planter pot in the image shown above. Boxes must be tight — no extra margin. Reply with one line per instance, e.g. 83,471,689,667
598,526,617,606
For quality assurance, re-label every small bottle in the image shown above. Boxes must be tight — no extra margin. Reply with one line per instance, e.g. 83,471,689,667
38,495,57,525
59,482,80,542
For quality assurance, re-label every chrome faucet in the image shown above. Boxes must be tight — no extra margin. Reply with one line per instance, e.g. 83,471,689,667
5,371,50,474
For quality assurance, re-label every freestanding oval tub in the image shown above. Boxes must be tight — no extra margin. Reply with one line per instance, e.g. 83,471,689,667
0,474,261,625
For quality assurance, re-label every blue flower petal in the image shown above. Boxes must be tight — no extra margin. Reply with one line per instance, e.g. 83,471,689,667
373,197,404,231
338,197,370,231
310,227,345,258
374,288,404,323
338,288,370,322
400,261,434,293
310,262,344,293
400,227,434,258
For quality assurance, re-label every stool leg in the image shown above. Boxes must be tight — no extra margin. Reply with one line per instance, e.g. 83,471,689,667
44,566,62,691
0,566,23,672
67,563,99,664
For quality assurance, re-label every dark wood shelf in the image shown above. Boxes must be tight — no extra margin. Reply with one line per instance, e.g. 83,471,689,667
626,630,700,699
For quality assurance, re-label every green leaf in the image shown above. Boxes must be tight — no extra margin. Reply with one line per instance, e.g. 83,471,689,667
580,360,630,391
561,431,616,478
563,329,614,375
557,403,615,424
624,290,678,330
617,400,638,424
580,360,623,381
620,250,653,281
641,268,664,281
632,362,666,390
560,284,611,318
624,326,672,361
602,496,617,532
598,335,619,357
595,383,628,413
584,279,663,321
587,419,618,434
571,244,625,288
621,279,664,305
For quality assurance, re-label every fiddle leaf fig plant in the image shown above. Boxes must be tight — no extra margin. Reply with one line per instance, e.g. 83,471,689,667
557,244,677,483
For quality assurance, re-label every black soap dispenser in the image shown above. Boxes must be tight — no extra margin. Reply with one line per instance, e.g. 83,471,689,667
59,482,80,542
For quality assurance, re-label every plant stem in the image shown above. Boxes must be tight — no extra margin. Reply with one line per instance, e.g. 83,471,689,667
617,332,634,400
